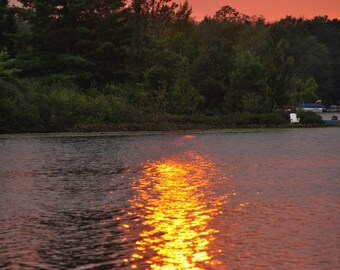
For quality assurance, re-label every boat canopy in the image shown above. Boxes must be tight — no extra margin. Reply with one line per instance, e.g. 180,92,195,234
302,103,324,108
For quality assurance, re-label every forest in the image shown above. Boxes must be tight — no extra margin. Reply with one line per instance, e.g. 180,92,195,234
1,0,339,133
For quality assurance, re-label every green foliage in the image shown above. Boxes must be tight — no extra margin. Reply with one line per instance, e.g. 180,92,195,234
0,79,140,133
16,0,130,86
223,112,288,127
0,48,20,77
0,78,41,132
170,57,204,114
274,17,335,103
241,93,264,113
192,19,237,109
139,88,169,114
1,3,339,133
0,0,17,53
289,77,319,105
223,49,268,112
297,111,323,125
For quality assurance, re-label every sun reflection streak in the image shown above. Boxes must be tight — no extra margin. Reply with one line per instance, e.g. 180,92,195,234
127,152,224,269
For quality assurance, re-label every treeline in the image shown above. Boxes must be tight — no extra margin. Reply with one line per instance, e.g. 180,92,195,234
0,0,338,132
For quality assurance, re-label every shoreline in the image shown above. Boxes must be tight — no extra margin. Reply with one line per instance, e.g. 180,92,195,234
1,111,330,135
0,126,338,139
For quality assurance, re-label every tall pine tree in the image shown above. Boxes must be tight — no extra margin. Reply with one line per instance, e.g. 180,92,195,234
17,0,130,86
0,0,17,54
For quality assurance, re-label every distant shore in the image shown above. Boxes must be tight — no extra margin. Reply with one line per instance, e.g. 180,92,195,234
1,126,339,140
4,110,332,135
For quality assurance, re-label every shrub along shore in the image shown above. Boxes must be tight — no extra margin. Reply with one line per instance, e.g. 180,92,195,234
0,78,325,134
69,112,325,133
0,78,324,134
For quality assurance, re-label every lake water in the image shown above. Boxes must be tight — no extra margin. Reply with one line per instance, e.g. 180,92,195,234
0,128,339,269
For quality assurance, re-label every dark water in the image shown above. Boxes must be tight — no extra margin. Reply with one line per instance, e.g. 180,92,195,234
0,128,339,269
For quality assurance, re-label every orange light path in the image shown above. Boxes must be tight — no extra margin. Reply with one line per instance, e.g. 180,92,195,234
128,152,223,269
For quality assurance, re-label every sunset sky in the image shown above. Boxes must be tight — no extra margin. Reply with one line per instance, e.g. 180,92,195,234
9,0,340,22
186,0,340,22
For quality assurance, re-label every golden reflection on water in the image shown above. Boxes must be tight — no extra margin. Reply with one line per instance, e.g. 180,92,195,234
128,152,224,269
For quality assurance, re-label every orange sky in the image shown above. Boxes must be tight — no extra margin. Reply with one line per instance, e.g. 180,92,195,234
9,0,340,22
186,0,340,21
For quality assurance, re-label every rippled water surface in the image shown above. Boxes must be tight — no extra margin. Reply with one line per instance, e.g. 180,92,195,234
0,129,339,269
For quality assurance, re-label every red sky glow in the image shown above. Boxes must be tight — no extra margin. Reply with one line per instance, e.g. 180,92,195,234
9,0,340,22
185,0,340,22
